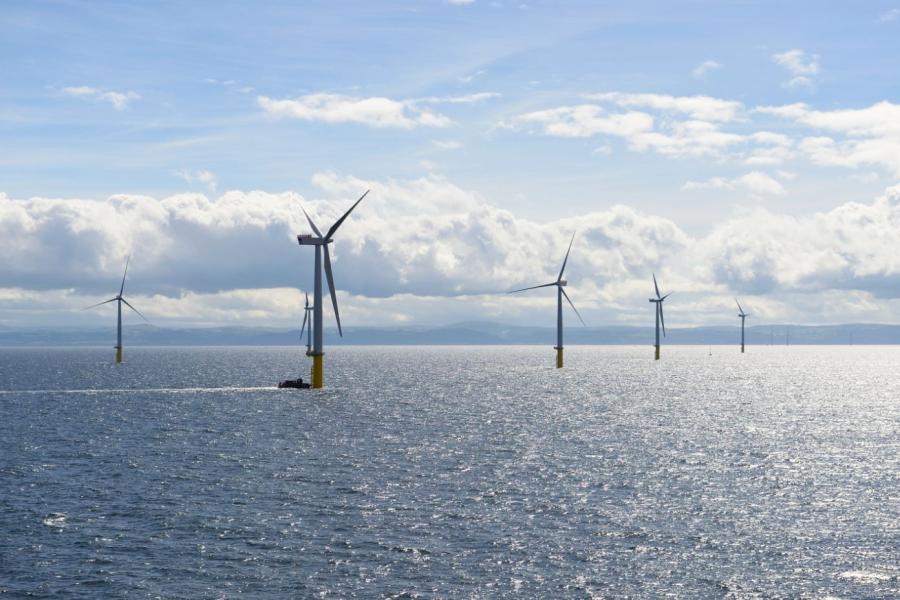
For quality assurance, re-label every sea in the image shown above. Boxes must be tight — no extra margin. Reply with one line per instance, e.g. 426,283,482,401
1,346,898,598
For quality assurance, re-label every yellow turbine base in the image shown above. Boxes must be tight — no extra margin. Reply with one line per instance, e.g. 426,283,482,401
654,345,660,361
555,346,563,369
312,354,324,389
116,346,123,364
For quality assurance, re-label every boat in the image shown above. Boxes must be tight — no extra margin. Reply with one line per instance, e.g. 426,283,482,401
278,378,310,389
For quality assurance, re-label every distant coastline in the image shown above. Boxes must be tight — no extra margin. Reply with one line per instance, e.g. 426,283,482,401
0,322,894,346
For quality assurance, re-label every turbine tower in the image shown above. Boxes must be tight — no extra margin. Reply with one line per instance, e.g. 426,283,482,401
297,190,369,388
84,257,147,363
508,232,585,368
300,291,314,356
648,274,670,360
736,298,749,353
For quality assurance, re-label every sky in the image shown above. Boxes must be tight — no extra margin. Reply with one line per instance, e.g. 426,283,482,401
3,0,900,330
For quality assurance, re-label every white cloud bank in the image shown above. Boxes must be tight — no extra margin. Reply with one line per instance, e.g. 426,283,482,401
4,176,900,327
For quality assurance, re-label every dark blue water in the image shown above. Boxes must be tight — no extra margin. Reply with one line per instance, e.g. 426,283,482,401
1,346,898,598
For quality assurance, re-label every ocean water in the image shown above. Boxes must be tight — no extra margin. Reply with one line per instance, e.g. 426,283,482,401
1,345,898,598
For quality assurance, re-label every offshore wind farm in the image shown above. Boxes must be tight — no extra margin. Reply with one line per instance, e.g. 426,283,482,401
3,1,900,598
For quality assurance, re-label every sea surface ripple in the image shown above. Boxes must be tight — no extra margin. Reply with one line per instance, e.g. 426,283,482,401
1,346,898,598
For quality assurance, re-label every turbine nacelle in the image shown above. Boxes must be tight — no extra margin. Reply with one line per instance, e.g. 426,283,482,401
297,234,326,246
558,279,567,287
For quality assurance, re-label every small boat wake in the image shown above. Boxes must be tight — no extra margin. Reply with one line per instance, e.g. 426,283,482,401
0,386,281,395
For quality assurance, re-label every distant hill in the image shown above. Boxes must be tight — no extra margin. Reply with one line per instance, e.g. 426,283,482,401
0,322,895,346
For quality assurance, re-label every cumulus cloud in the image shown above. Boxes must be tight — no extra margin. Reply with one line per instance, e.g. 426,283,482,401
514,105,653,138
696,185,900,298
682,171,786,196
692,60,722,79
756,101,900,175
258,93,451,129
512,92,900,176
510,92,753,159
514,105,743,158
585,92,742,122
0,176,689,323
62,86,140,110
771,49,820,90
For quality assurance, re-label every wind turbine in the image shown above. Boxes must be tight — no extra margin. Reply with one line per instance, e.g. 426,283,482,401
300,292,314,356
84,257,147,363
735,298,749,353
508,232,585,368
297,190,369,388
648,274,670,361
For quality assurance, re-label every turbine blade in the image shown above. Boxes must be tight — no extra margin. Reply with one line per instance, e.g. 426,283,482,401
119,256,130,296
120,298,148,322
301,206,322,237
300,310,308,339
660,292,672,301
305,291,309,309
560,287,586,326
653,273,661,299
557,231,576,281
326,189,369,240
659,303,666,337
323,245,342,337
735,297,744,315
83,298,118,310
507,282,558,294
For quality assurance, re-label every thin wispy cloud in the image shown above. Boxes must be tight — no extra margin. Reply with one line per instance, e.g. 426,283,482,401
771,49,820,90
692,60,722,78
175,168,217,191
682,171,786,196
62,86,140,110
432,140,464,150
877,8,900,22
414,92,500,104
458,70,486,84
